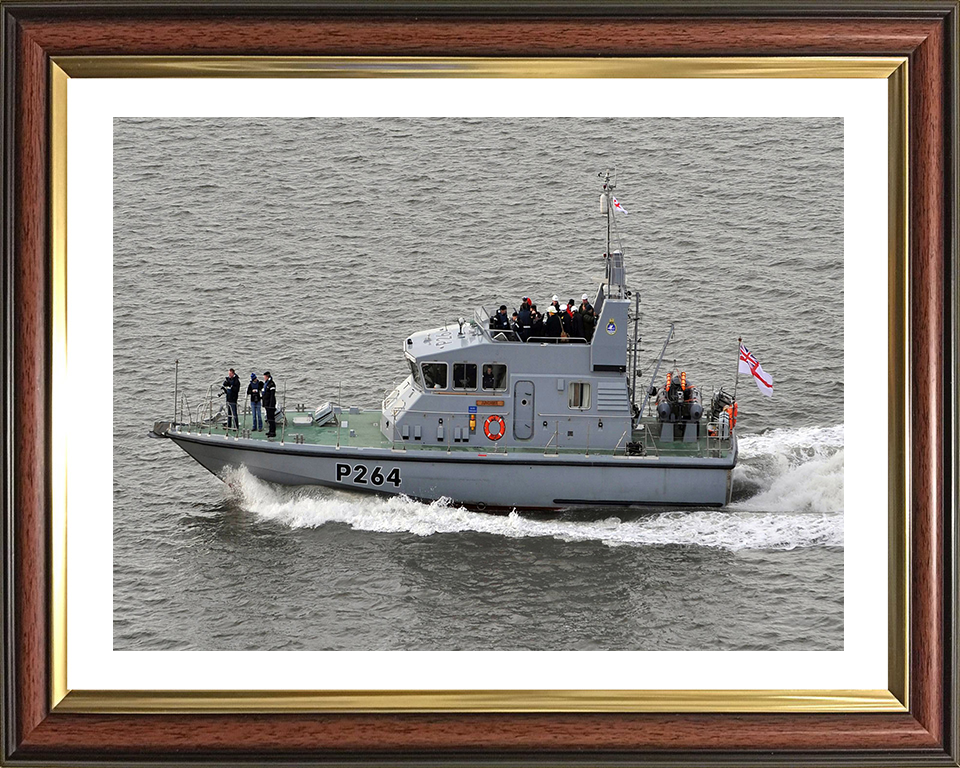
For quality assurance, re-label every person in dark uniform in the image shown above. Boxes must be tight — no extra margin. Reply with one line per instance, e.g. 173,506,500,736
492,304,511,331
517,302,532,342
510,312,522,340
247,373,263,431
262,371,278,437
221,368,240,429
571,306,585,339
559,303,574,338
482,365,495,389
530,308,545,339
582,305,596,341
545,305,563,341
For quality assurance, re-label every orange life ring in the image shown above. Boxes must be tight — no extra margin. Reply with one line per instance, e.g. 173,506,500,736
483,414,505,441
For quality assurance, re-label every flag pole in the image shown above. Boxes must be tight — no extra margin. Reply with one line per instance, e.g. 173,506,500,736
733,336,742,401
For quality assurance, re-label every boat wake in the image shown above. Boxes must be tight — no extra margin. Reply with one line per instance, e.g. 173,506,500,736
221,425,843,551
731,424,844,514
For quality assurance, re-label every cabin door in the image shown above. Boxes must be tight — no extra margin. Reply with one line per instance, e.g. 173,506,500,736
513,380,535,440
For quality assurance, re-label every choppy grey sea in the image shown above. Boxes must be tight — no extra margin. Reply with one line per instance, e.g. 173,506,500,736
114,117,844,651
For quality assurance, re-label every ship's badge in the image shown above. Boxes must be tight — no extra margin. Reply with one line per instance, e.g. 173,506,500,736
606,319,617,335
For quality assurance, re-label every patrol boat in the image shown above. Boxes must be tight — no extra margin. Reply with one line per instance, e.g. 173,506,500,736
152,173,739,511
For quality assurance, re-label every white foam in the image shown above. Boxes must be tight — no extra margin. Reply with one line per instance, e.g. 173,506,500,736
733,424,844,515
738,423,845,458
223,449,843,552
733,450,844,515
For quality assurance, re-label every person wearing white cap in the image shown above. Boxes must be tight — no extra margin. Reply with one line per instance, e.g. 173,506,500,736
579,292,594,316
551,295,561,313
567,299,584,339
545,304,563,341
559,301,575,338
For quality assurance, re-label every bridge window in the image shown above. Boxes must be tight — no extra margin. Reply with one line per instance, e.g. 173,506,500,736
421,362,448,390
453,363,477,390
482,363,507,391
568,382,591,409
407,359,424,390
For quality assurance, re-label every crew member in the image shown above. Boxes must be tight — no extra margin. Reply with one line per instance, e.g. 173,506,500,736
221,368,240,429
482,365,495,389
571,306,585,339
582,305,596,341
247,373,263,432
517,302,532,341
492,304,511,331
559,303,574,338
262,371,278,437
545,305,563,340
530,307,545,339
579,293,594,314
511,312,522,340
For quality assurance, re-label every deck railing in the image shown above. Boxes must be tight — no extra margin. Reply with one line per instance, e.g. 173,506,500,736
173,390,736,460
475,306,590,344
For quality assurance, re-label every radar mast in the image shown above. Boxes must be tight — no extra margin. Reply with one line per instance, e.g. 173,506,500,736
599,170,627,299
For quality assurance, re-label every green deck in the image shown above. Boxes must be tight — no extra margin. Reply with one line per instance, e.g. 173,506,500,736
190,409,733,459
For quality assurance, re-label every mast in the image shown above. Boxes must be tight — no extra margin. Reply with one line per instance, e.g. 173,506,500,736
598,170,627,299
604,172,612,259
599,170,614,292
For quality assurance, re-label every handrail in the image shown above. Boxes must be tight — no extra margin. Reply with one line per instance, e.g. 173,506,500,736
613,428,630,456
543,421,559,456
527,336,588,344
643,426,659,457
638,322,676,418
391,407,405,451
704,420,734,458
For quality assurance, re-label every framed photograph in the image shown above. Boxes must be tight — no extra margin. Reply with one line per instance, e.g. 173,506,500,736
2,2,957,766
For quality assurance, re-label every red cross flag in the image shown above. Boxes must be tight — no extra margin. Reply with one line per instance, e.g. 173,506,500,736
612,197,628,215
739,344,773,397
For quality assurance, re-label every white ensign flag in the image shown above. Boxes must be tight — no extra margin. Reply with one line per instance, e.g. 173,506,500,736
739,344,773,397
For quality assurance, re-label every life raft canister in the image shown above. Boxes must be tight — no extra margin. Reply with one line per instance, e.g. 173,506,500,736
484,414,505,441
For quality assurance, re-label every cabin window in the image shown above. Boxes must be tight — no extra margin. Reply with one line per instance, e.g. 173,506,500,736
481,363,507,391
568,382,591,409
453,363,477,390
407,359,424,390
421,362,448,390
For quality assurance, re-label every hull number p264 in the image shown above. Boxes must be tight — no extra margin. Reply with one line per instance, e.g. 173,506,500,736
336,463,401,487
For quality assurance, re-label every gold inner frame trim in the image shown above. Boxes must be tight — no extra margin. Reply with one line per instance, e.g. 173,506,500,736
54,55,905,79
50,61,69,709
48,55,910,715
886,61,910,710
55,688,904,715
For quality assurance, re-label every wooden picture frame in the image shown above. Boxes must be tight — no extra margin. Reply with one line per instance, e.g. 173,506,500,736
2,2,957,765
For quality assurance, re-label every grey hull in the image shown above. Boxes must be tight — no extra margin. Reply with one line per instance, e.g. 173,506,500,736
165,431,736,511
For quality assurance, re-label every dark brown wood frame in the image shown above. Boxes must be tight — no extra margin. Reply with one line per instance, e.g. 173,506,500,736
2,2,958,765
